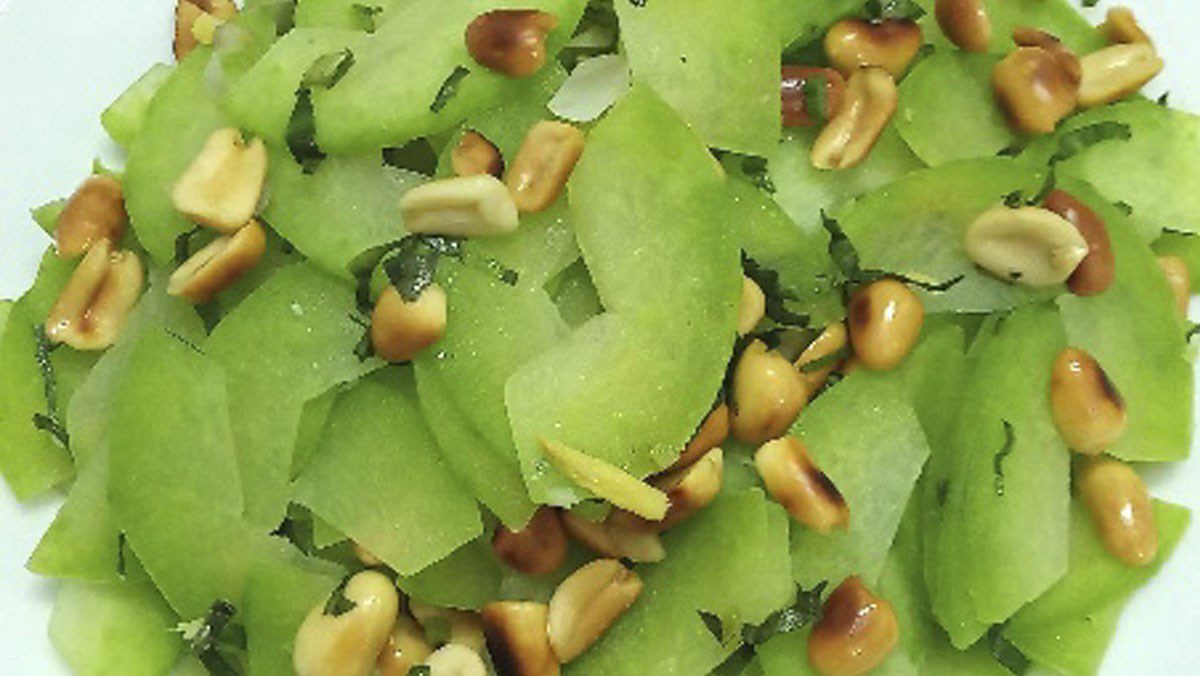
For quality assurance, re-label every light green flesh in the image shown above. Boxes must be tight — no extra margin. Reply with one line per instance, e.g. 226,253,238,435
1055,179,1192,462
1005,500,1190,676
294,0,404,30
261,148,419,279
567,489,792,675
294,368,481,575
838,157,1050,313
31,198,66,235
507,85,741,504
615,0,779,156
123,48,227,264
731,179,844,326
206,263,378,528
1023,99,1200,238
1153,230,1200,280
101,63,173,148
771,0,864,48
923,305,1070,648
768,127,923,232
28,276,206,582
311,0,587,152
243,559,339,676
789,372,931,589
49,569,182,676
396,537,504,610
896,50,1017,166
215,0,296,81
549,260,603,328
290,385,341,479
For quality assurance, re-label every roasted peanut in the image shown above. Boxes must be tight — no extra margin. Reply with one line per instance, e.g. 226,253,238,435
811,67,898,170
993,47,1081,134
423,644,488,676
964,206,1089,287
174,0,237,60
824,19,923,78
1102,7,1152,45
1050,348,1127,455
1077,456,1158,567
168,219,266,304
738,276,766,336
172,128,268,232
370,284,447,363
1012,27,1083,83
796,323,849,392
540,439,670,521
665,402,730,473
1041,190,1115,296
452,131,504,178
466,10,558,78
1079,43,1163,109
730,340,808,444
377,615,434,676
847,280,924,371
506,121,585,213
935,0,991,53
619,447,723,532
781,66,846,127
755,437,848,533
45,239,144,351
1157,255,1191,318
547,559,643,663
561,511,665,563
399,175,519,237
54,175,127,258
808,576,899,676
409,603,485,654
482,602,560,676
493,507,569,576
293,571,400,676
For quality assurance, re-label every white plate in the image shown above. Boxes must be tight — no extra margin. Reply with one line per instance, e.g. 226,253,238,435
1,1,1198,673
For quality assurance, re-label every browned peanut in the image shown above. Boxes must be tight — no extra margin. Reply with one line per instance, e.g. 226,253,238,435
466,10,558,78
174,0,236,60
1012,27,1083,83
808,576,899,676
665,402,730,473
452,131,504,178
811,67,898,170
781,66,846,128
993,46,1081,134
965,205,1089,286
1050,348,1127,455
547,559,643,663
730,340,808,445
847,279,924,371
506,121,585,213
492,507,568,576
935,0,991,53
370,284,447,363
172,127,268,233
1077,456,1158,567
823,19,923,78
755,437,848,533
482,602,560,676
294,571,400,676
410,603,486,654
1102,7,1152,45
168,219,266,304
1041,190,1115,296
618,447,723,532
561,511,665,563
54,175,127,258
45,239,144,351
738,276,766,336
423,644,488,675
1078,43,1163,109
795,323,849,392
377,615,433,676
1157,255,1191,318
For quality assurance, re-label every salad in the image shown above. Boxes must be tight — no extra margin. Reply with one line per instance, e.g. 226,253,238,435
1,0,1197,674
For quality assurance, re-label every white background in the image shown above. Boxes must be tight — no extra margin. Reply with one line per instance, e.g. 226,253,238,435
0,1,1197,674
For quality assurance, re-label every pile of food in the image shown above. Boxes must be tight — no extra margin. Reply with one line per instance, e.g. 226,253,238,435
2,0,1197,674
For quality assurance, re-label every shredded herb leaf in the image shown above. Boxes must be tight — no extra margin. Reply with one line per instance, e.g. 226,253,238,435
740,156,776,194
743,255,811,328
408,667,432,676
323,577,358,617
629,0,648,7
1186,322,1200,342
865,0,926,21
431,66,470,113
801,73,829,126
179,600,239,676
31,325,68,449
116,532,128,578
799,345,852,374
286,89,325,174
382,139,440,176
1050,122,1133,165
988,625,1032,674
276,0,298,36
301,49,356,89
174,225,205,265
741,581,829,646
992,420,1016,497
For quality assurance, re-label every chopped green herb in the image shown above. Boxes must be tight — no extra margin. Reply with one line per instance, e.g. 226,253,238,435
1113,201,1134,216
174,225,205,265
799,345,852,374
740,581,828,646
743,255,811,328
1157,92,1171,106
408,667,432,676
801,73,829,126
697,610,727,642
1186,322,1200,342
276,0,298,36
431,66,470,113
988,624,1032,674
349,313,375,362
323,577,358,617
286,89,325,174
1050,121,1133,165
301,49,356,90
352,3,384,32
179,600,239,676
31,325,68,449
1081,0,1100,8
937,479,950,507
116,532,128,578
740,156,776,194
992,420,1016,497
865,0,926,21
629,0,648,7
382,138,440,176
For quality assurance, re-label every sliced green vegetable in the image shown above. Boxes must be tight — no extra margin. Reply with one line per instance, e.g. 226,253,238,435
915,0,1105,54
294,368,481,575
1005,500,1190,676
243,558,340,676
616,0,780,156
206,263,378,528
771,0,865,49
294,0,403,30
1055,180,1192,462
396,538,504,610
101,63,173,148
548,260,603,328
1153,230,1200,281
